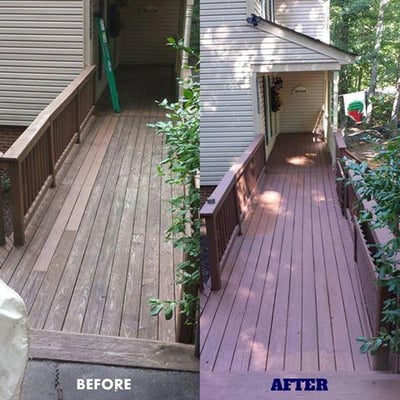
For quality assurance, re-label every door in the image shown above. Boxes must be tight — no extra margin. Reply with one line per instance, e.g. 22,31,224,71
263,75,273,144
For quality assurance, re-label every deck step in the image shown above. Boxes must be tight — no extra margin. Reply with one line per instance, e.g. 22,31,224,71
201,371,400,399
29,329,198,372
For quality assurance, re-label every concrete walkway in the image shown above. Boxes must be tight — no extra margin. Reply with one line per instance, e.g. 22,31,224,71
22,360,198,400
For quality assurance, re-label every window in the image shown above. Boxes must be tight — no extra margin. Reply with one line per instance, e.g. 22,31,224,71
259,0,274,21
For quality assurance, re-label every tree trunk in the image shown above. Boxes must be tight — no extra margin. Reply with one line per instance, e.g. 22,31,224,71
367,0,390,122
391,76,400,137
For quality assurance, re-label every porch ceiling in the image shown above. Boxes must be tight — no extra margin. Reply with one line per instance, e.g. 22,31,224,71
251,19,357,67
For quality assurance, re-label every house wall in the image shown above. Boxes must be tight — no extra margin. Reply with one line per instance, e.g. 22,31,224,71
118,0,183,65
278,71,325,133
201,0,338,185
274,0,330,42
0,1,84,126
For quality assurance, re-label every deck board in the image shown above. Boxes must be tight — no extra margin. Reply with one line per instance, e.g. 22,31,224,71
0,67,180,345
201,133,371,373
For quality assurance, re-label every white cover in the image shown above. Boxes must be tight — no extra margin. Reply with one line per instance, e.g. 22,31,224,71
0,280,28,400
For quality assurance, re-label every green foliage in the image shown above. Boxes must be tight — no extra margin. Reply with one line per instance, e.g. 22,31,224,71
148,39,199,326
345,136,400,355
369,94,395,125
331,0,400,94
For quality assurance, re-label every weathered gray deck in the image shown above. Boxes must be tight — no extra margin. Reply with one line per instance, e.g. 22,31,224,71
201,133,372,373
0,67,182,346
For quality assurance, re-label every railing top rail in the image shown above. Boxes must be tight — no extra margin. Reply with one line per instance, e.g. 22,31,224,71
335,130,347,151
200,134,265,217
2,65,96,163
334,129,365,164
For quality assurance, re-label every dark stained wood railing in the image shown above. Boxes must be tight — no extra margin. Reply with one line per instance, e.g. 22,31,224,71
2,66,96,245
200,135,266,290
334,130,398,370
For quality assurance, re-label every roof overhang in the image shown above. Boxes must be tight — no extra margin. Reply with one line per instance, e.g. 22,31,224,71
251,62,342,73
250,18,357,66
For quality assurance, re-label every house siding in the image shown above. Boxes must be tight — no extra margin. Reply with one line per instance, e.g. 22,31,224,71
201,0,337,185
119,0,182,65
0,1,84,126
278,71,325,133
275,0,330,42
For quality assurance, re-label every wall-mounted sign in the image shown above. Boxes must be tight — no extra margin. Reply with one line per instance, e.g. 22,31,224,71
140,5,159,14
291,86,308,94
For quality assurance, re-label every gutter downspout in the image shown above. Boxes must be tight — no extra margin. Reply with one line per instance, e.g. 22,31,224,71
181,0,194,84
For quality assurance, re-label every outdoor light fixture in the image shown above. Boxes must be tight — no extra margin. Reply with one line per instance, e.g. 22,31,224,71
246,14,262,26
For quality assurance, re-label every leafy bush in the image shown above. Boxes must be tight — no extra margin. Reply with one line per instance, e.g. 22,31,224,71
148,39,200,327
345,136,400,355
369,94,395,126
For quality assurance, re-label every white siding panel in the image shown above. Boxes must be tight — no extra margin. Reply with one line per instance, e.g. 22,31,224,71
119,0,182,65
275,0,330,42
278,71,325,133
201,0,334,184
0,1,84,126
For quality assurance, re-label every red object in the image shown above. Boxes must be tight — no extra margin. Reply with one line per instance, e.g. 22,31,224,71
348,110,363,122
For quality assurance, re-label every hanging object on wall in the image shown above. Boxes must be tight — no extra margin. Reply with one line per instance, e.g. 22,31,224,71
140,5,159,14
291,86,308,94
271,76,283,112
343,91,366,123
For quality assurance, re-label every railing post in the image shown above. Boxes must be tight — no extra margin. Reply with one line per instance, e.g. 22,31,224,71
205,215,221,290
9,160,25,245
92,73,96,111
234,182,242,235
49,121,56,188
0,188,5,246
76,88,81,144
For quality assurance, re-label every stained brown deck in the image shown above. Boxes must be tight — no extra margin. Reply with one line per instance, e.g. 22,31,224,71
201,133,372,373
0,67,180,344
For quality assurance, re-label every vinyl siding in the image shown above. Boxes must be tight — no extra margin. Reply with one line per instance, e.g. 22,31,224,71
119,0,182,65
0,1,84,126
275,0,330,42
201,0,336,185
278,71,325,133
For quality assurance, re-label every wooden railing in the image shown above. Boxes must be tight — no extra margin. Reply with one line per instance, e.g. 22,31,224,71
1,65,96,245
334,131,398,370
200,135,266,290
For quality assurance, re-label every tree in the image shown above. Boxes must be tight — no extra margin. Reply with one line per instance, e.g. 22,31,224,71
390,76,400,136
331,0,400,127
367,0,390,122
368,0,390,98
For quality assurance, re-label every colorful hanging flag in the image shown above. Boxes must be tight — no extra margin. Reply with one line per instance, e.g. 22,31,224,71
343,91,366,123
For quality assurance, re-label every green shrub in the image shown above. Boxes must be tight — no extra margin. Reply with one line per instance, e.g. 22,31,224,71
345,136,400,355
148,39,199,326
369,94,395,127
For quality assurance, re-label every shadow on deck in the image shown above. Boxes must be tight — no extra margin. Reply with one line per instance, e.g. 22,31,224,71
0,66,197,371
201,133,372,374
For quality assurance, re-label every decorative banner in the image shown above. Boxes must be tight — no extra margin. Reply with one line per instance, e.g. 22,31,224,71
291,86,308,94
343,91,366,123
